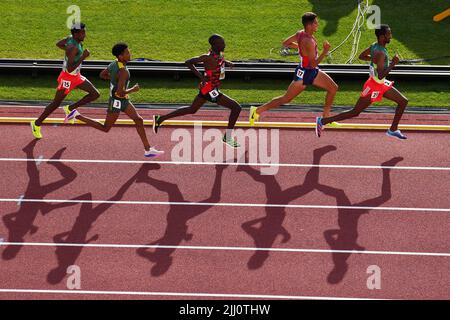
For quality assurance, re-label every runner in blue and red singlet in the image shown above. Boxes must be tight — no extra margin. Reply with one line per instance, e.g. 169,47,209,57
249,12,339,127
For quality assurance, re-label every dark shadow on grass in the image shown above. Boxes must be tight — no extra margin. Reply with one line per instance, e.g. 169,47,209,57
2,140,77,260
309,0,450,63
308,0,358,36
136,164,226,277
372,0,450,64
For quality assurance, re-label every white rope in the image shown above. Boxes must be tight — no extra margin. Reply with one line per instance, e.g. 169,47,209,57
329,0,370,64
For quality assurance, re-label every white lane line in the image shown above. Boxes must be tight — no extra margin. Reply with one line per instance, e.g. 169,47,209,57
0,157,450,171
0,288,387,300
0,198,449,213
35,155,44,166
17,195,24,206
1,241,449,258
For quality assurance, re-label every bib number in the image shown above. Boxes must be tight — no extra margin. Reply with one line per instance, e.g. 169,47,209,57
62,80,71,89
371,91,380,99
113,99,122,110
296,69,305,79
209,89,220,99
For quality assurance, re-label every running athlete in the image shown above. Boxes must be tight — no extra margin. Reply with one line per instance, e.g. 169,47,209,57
249,12,339,127
31,23,100,139
152,34,242,148
67,43,164,158
315,24,408,139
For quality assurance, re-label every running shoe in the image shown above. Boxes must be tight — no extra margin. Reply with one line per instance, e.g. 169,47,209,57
145,147,164,158
249,106,260,126
315,117,324,138
386,129,407,140
152,115,161,134
63,106,79,124
222,134,241,148
30,121,42,139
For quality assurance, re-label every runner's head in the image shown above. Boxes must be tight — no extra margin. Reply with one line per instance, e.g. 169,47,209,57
375,24,392,44
302,12,319,33
209,34,225,53
112,43,131,62
71,22,86,42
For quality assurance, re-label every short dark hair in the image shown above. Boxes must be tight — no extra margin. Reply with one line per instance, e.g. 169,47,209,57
375,24,391,39
302,12,317,27
70,22,86,35
208,34,223,46
112,43,128,57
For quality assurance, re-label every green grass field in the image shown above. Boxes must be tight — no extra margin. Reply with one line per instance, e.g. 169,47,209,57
1,75,448,108
1,0,449,64
1,0,449,107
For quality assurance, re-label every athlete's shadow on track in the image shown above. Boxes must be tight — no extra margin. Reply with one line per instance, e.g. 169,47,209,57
319,156,403,284
237,145,335,270
2,140,77,260
46,163,161,284
136,164,226,277
238,145,403,285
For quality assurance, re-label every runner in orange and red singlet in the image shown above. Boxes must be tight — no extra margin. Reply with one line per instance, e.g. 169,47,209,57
316,24,409,140
31,23,100,139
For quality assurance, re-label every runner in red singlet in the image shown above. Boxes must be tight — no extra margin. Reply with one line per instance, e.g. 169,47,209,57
152,34,242,148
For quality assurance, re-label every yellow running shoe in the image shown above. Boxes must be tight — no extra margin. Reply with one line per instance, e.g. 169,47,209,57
30,121,42,139
249,106,260,126
63,105,75,124
327,122,342,128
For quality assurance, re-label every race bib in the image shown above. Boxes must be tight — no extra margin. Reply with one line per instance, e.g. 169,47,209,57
384,79,393,87
209,89,220,99
113,99,122,110
62,80,71,89
371,91,380,99
296,69,305,79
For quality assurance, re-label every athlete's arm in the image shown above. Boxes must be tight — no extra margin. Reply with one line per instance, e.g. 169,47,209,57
65,46,90,73
358,46,372,61
282,33,299,49
116,68,139,96
304,38,330,68
100,68,110,80
185,54,210,82
56,37,68,50
374,50,399,79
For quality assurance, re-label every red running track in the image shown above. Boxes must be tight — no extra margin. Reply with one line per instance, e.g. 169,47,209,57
0,120,450,300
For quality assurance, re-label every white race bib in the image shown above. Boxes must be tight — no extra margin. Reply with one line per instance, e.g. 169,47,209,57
113,99,122,109
296,69,305,79
209,89,220,99
62,80,71,89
